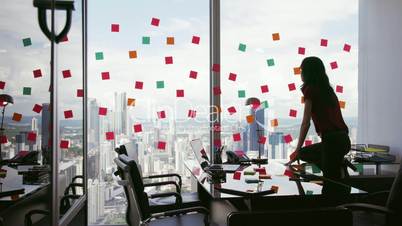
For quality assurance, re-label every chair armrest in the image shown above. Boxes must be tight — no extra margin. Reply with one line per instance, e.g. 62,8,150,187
144,181,181,193
361,190,390,205
145,206,209,226
148,192,183,206
143,173,182,188
25,210,50,226
340,203,395,215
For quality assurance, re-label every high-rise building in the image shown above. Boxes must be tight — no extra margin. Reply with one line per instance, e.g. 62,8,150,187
113,92,127,135
89,99,101,147
41,103,51,150
31,117,38,133
269,132,285,159
248,107,265,152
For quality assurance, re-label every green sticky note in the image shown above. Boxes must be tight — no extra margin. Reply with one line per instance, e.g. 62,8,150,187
261,100,269,109
23,87,32,95
267,58,275,67
311,164,321,174
238,90,246,98
142,36,150,45
22,38,32,47
95,52,104,60
355,164,363,173
244,171,256,175
156,81,164,89
306,190,314,195
238,43,246,52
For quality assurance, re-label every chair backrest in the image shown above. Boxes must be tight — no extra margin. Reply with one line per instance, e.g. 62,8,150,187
227,207,353,226
386,162,402,216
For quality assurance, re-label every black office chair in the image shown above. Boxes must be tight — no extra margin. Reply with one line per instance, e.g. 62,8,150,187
227,207,353,226
115,145,201,213
341,162,402,226
114,154,210,226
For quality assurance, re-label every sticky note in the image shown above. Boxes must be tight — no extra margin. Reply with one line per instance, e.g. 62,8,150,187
289,109,297,117
271,119,278,127
355,164,363,173
312,164,321,173
135,81,143,90
227,106,237,115
283,134,293,143
261,101,269,109
246,115,254,124
32,104,43,113
176,89,184,97
271,185,279,193
189,70,198,79
101,72,110,80
167,37,175,45
156,81,164,89
212,64,220,72
192,36,200,44
64,110,73,119
133,124,142,133
0,81,4,90
213,123,221,132
301,96,305,104
258,136,267,144
95,52,104,60
228,73,237,81
284,169,294,177
336,85,343,93
272,33,280,41
238,90,246,98
151,17,160,26
260,85,269,93
129,50,137,59
330,61,338,70
304,140,313,146
254,167,267,174
60,35,69,42
111,24,120,32
165,56,173,64
267,58,275,67
127,98,136,106
157,141,166,150
306,190,314,195
23,87,31,95
62,70,72,78
320,39,328,47
233,171,241,180
33,69,42,78
288,83,296,91
213,86,221,95
238,43,246,52
259,174,271,179
233,133,241,142
22,38,32,47
244,170,256,176
142,36,150,44
0,135,8,144
298,47,306,55
213,139,222,148
343,44,351,52
27,132,37,141
188,110,197,118
60,140,69,149
98,107,107,116
293,67,301,75
157,111,166,119
106,132,115,140
339,101,346,109
75,89,83,97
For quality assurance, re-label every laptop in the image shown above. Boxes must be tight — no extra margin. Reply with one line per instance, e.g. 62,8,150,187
190,139,241,173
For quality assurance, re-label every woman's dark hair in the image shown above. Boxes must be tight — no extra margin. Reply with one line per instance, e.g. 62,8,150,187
300,56,337,106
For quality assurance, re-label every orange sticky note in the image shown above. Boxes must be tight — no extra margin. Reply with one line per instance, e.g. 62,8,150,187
301,96,305,104
339,101,346,109
271,185,279,193
293,67,301,75
12,113,22,122
127,98,136,106
166,37,175,45
246,115,254,124
270,119,278,127
272,33,280,41
129,50,137,59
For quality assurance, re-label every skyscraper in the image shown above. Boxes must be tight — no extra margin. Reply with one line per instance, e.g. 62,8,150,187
41,103,51,150
89,99,101,147
248,107,265,152
114,92,127,135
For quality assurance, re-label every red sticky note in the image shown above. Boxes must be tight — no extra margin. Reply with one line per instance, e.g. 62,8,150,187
261,85,269,93
258,136,267,144
165,56,173,64
298,47,306,55
76,89,84,97
101,72,110,80
133,124,142,133
64,110,73,119
233,171,241,180
330,61,338,70
106,132,115,140
304,140,313,146
212,64,220,72
228,73,237,81
151,17,160,26
176,89,184,97
227,106,237,115
62,70,71,78
255,167,267,175
188,110,197,118
0,135,7,144
27,132,37,141
213,123,221,132
214,139,222,148
233,133,241,142
0,81,5,89
288,83,296,91
157,111,166,119
189,70,198,79
60,140,69,149
343,44,351,52
111,24,120,32
32,104,43,113
213,86,221,95
135,81,143,90
60,35,69,42
33,69,42,78
284,169,294,177
289,109,297,117
157,141,166,150
336,85,343,93
320,39,328,47
98,107,107,116
12,113,22,121
283,134,293,144
192,36,200,44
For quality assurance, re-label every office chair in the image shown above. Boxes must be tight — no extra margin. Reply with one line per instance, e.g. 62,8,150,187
114,154,210,226
339,162,402,226
115,145,201,213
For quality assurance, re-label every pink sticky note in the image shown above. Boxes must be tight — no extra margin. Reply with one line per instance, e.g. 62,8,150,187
165,56,173,64
343,44,351,52
336,85,343,93
304,140,313,146
135,81,143,90
189,70,198,79
133,124,142,133
227,106,237,115
98,107,107,116
330,61,338,70
188,110,197,118
192,36,200,44
213,86,221,95
284,169,294,178
60,140,69,149
214,139,222,148
283,134,293,143
0,81,5,90
320,39,328,47
212,64,220,72
289,109,297,117
151,17,160,26
255,167,267,175
77,89,84,97
101,72,110,80
111,24,120,32
298,47,306,55
27,132,37,141
288,83,296,91
233,133,241,142
176,89,184,97
228,73,237,81
233,171,241,180
157,111,166,119
261,85,269,93
0,135,8,144
33,69,42,78
258,136,267,144
62,70,72,78
213,123,221,132
106,132,115,140
157,141,166,150
32,104,43,113
64,110,73,119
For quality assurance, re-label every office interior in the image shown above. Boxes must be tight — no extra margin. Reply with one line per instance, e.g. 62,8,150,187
0,0,401,225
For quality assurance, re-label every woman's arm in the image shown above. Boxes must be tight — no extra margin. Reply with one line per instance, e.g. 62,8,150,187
295,99,312,150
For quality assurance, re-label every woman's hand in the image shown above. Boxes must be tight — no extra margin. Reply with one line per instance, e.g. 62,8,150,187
285,148,300,166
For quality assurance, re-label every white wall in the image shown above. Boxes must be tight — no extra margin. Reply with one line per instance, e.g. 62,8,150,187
358,0,402,158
